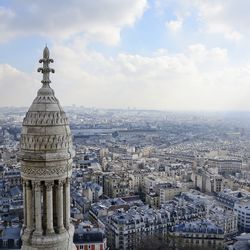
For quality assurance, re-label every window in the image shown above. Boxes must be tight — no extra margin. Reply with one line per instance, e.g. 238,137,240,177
3,240,7,247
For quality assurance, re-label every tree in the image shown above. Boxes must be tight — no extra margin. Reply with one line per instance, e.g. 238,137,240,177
136,234,224,250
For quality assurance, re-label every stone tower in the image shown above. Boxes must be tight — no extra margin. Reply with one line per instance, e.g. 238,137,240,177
20,46,76,250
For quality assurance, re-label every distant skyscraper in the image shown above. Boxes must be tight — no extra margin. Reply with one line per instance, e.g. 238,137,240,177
19,46,76,249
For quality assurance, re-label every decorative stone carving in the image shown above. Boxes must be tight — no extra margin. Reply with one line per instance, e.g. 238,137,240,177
25,180,32,189
23,111,69,126
21,165,72,178
58,179,65,187
37,46,54,84
45,181,54,191
21,134,72,151
33,181,41,190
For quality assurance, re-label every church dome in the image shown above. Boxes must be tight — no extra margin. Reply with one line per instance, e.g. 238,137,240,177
19,46,74,181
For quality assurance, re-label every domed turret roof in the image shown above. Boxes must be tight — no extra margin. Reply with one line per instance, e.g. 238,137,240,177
19,46,74,180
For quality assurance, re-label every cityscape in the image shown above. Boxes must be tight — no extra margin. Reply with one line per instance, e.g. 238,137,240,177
1,0,250,250
1,102,250,249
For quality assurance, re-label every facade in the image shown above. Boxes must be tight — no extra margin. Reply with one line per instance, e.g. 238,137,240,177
82,181,103,203
74,225,107,250
103,173,130,198
227,233,250,250
161,199,206,225
171,226,225,248
19,47,76,249
129,172,144,193
4,169,21,187
206,175,223,193
89,198,129,224
157,183,186,205
143,176,158,193
216,189,250,210
193,169,223,193
106,206,169,250
208,159,242,175
234,201,250,233
171,217,237,248
145,191,159,207
0,226,22,249
211,212,238,237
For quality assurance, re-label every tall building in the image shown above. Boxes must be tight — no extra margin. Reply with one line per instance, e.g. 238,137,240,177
107,207,169,250
19,46,76,249
193,169,223,193
208,159,242,175
234,200,250,233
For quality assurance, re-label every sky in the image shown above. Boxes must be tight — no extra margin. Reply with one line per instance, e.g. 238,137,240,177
1,0,250,111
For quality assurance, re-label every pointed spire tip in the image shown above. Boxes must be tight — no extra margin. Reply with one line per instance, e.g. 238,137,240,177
38,46,55,86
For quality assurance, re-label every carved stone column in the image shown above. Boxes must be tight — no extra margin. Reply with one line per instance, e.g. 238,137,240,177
22,180,27,229
64,178,71,229
45,181,54,234
33,181,42,235
26,180,33,232
57,180,65,233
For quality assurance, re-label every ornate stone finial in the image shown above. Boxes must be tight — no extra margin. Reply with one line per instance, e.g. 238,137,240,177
37,46,55,86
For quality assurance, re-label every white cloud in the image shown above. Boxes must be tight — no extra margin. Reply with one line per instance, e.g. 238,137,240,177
188,44,228,64
0,64,38,106
2,42,246,111
0,0,148,45
2,39,250,111
166,19,183,32
193,0,244,41
156,0,250,41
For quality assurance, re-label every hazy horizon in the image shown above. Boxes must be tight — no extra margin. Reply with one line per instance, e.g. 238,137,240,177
4,105,250,115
